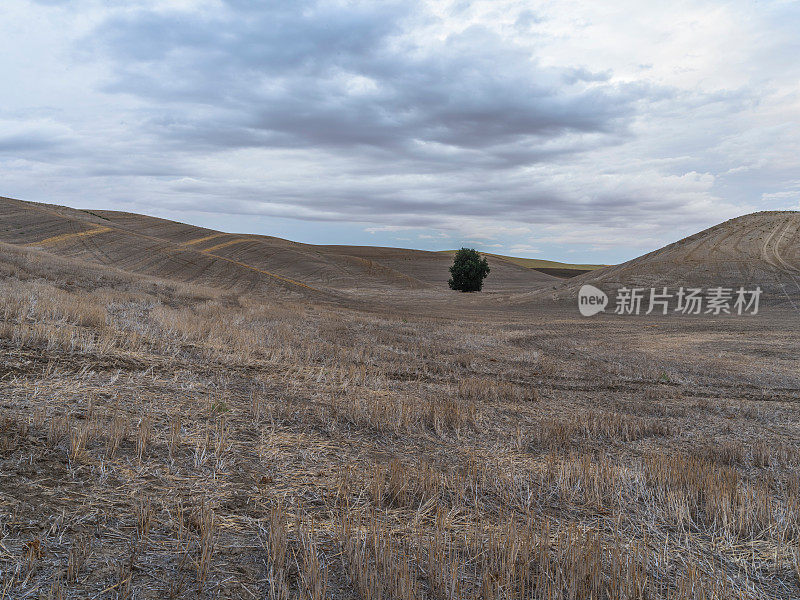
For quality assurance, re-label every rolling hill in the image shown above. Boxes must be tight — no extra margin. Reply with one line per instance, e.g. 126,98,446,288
553,211,800,301
10,197,797,308
0,196,558,298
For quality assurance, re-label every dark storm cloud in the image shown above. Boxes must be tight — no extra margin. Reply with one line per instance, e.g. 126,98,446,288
162,162,695,234
11,0,793,261
89,1,645,169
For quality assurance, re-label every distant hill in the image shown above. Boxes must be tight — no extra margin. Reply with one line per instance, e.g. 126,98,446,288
439,250,606,278
0,196,559,299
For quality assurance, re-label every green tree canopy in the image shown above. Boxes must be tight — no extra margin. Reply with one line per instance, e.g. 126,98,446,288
448,248,490,292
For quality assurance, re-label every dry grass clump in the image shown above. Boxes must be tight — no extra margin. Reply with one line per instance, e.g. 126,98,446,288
0,415,29,455
692,438,800,469
0,318,116,355
136,415,154,461
68,421,91,463
66,534,90,584
530,409,671,448
297,521,329,600
642,453,798,539
324,391,421,434
423,395,478,435
105,413,127,459
338,510,421,600
457,376,539,403
0,279,107,328
322,389,477,436
195,502,216,593
371,459,443,509
264,502,291,599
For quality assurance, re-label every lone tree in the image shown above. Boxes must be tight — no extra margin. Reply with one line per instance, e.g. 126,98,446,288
448,248,490,292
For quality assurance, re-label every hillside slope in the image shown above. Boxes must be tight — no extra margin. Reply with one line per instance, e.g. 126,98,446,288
0,197,557,297
553,211,800,300
0,198,340,301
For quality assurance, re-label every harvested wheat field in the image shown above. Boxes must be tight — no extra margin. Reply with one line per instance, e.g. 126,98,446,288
1,198,800,599
548,211,800,300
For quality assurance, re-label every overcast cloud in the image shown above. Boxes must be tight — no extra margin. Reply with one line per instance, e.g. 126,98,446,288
1,0,799,262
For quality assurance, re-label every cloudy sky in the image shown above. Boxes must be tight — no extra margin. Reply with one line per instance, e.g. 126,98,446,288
1,1,798,263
